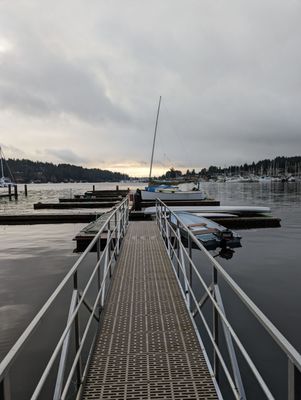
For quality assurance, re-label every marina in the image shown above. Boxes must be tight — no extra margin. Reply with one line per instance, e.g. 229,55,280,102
0,187,300,399
1,1,301,398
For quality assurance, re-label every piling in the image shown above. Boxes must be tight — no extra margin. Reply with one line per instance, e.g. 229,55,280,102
24,184,28,196
14,185,18,199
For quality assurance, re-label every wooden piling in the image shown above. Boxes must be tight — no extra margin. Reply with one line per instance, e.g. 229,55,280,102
14,185,18,199
24,184,28,196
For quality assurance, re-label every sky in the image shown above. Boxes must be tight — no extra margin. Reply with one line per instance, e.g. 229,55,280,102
0,0,300,177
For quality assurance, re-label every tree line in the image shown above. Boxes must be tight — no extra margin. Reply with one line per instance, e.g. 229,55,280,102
4,158,129,183
159,156,301,179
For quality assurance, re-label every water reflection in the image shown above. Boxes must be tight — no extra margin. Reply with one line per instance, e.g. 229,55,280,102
213,246,237,260
0,182,300,399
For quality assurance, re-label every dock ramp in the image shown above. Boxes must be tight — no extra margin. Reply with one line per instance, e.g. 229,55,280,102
81,222,217,399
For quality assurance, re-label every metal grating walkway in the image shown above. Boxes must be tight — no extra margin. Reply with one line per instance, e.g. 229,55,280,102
81,222,217,400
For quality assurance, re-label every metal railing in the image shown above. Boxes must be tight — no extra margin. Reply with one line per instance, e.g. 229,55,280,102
0,197,129,400
156,199,301,400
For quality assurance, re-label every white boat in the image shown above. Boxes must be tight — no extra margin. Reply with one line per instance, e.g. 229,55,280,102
258,176,272,183
0,146,15,188
139,184,207,201
138,96,207,202
171,211,242,251
141,190,206,200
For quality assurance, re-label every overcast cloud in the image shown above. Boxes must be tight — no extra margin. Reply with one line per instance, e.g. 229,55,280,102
0,0,300,176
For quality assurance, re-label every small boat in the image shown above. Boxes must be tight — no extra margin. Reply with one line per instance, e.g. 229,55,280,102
139,184,207,201
0,146,16,188
171,211,242,250
140,96,207,202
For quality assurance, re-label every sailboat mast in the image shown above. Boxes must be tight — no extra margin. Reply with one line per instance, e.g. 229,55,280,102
149,96,162,182
0,147,4,179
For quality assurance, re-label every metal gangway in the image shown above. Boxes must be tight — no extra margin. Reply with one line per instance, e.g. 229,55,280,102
0,197,300,399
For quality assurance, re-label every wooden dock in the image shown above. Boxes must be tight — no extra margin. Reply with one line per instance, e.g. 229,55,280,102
81,222,217,399
74,211,119,252
59,197,123,203
33,201,119,209
0,213,100,224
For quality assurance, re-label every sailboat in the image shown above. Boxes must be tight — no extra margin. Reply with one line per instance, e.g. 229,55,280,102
0,146,15,188
138,97,207,202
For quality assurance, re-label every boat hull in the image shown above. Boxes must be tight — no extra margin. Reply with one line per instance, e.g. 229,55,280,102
140,190,206,201
171,212,242,251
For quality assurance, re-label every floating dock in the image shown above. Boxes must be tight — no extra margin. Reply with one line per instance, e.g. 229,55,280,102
211,216,281,229
74,212,281,252
83,189,129,198
133,199,220,211
74,211,119,252
81,222,217,399
59,197,123,203
33,201,119,209
0,213,100,225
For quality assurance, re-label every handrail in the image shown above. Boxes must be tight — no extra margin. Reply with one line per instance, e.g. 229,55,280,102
156,199,301,399
0,197,129,399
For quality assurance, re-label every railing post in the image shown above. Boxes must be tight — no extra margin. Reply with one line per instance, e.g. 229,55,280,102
164,207,167,244
101,233,110,308
126,197,129,225
117,209,121,255
212,265,219,383
0,375,11,400
114,210,117,227
178,229,190,308
108,223,112,278
122,203,126,236
73,272,82,390
176,221,180,278
125,201,127,230
159,202,161,229
188,235,192,310
288,360,301,400
97,238,101,299
53,290,78,400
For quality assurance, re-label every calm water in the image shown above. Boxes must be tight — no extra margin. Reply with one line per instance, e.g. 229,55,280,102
0,181,300,399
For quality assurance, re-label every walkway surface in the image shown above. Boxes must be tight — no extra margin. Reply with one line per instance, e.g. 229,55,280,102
82,221,217,400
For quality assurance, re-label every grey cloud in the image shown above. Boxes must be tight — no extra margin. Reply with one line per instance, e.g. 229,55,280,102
0,20,130,124
0,0,301,172
0,58,129,123
45,148,87,164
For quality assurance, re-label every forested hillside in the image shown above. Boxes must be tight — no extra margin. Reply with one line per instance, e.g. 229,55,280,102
4,159,129,183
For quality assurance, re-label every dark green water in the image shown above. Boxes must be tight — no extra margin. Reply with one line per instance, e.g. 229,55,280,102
0,181,300,399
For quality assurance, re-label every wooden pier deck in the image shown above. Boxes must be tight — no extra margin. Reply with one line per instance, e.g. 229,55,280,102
82,222,217,400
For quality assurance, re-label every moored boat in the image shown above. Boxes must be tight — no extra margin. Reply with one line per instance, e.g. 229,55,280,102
0,146,16,188
171,211,242,250
139,184,207,201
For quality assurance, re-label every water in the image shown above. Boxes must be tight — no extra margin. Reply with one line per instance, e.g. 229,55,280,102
0,181,300,398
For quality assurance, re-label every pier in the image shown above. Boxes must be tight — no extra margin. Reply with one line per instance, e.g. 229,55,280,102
0,198,300,399
0,184,18,199
81,222,217,399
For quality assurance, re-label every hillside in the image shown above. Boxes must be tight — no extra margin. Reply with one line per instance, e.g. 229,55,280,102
4,159,129,183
